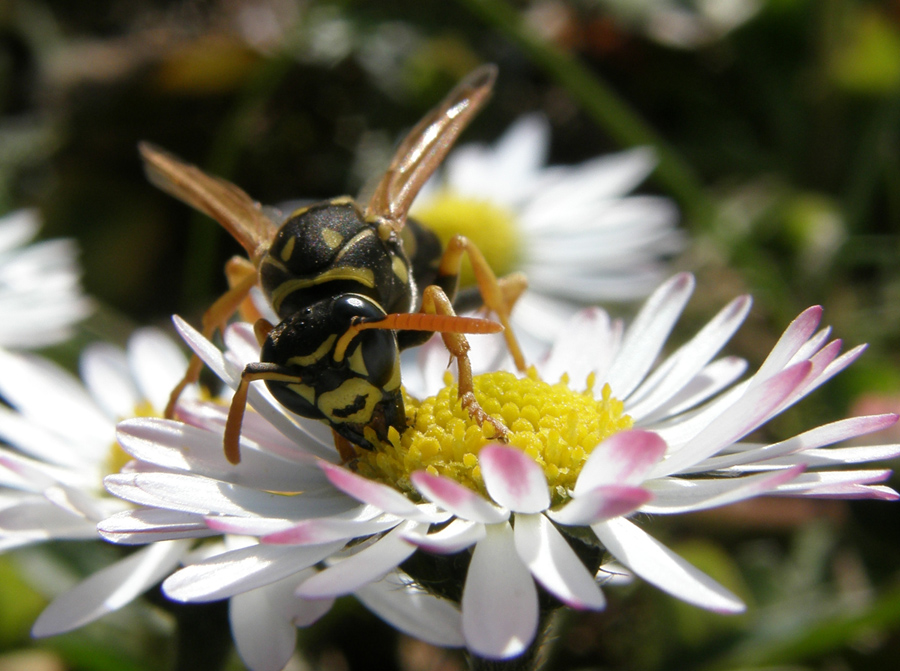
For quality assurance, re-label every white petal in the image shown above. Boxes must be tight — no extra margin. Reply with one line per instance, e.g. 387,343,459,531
116,418,329,493
514,514,605,610
642,466,805,514
105,471,354,519
593,518,744,613
164,542,346,602
0,498,97,540
79,343,138,420
402,518,486,554
480,446,549,513
32,540,191,636
462,523,538,659
230,571,326,671
173,317,336,461
0,349,111,454
357,571,465,647
98,508,216,544
626,295,751,418
606,273,695,399
296,523,419,598
128,327,191,411
411,471,508,524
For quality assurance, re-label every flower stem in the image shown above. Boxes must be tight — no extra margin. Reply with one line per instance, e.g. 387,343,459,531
454,0,715,230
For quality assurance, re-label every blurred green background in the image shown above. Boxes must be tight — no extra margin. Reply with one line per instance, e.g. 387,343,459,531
1,0,900,669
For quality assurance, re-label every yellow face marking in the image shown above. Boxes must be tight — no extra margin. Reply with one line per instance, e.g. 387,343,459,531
318,378,382,424
270,267,376,313
286,334,336,367
391,254,409,286
279,235,296,262
383,357,401,391
329,195,355,206
287,383,317,406
321,228,344,250
348,345,368,377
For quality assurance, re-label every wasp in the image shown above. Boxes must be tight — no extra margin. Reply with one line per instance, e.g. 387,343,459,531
140,64,526,464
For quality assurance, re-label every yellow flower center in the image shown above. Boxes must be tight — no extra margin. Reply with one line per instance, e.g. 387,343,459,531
105,400,157,478
413,190,522,285
355,369,632,505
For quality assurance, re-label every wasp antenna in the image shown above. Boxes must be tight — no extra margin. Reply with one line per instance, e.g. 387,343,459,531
360,312,503,334
224,363,309,464
224,378,251,465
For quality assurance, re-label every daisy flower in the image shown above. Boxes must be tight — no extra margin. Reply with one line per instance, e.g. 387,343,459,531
0,328,460,671
97,273,899,662
596,0,761,49
0,328,196,626
409,114,682,344
0,209,91,348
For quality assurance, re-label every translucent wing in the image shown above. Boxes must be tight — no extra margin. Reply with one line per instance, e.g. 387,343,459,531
365,64,497,229
139,142,279,264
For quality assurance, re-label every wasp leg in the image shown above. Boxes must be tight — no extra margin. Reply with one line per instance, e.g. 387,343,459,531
225,256,265,324
164,257,258,418
438,236,527,372
420,285,509,442
224,361,305,464
331,429,359,464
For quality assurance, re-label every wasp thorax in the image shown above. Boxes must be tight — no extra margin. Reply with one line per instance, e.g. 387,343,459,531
259,198,415,320
260,294,405,451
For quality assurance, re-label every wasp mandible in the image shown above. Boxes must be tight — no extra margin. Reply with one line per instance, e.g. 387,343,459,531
140,64,527,464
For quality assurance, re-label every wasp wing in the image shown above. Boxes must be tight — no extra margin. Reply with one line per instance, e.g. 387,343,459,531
139,142,278,264
365,64,497,228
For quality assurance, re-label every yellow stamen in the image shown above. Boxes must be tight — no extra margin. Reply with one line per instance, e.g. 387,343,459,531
105,400,158,477
355,369,632,505
413,190,521,285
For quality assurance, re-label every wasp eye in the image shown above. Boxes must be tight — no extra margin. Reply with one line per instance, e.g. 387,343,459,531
333,294,385,322
358,329,398,388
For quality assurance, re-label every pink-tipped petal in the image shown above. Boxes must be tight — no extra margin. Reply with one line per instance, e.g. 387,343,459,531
480,446,549,513
548,485,652,525
320,463,445,523
651,361,813,478
593,518,745,613
514,513,606,610
461,523,538,659
412,471,508,524
755,306,823,380
575,430,667,493
261,516,399,545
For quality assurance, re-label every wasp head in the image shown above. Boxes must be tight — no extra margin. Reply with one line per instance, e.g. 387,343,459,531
260,294,405,451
